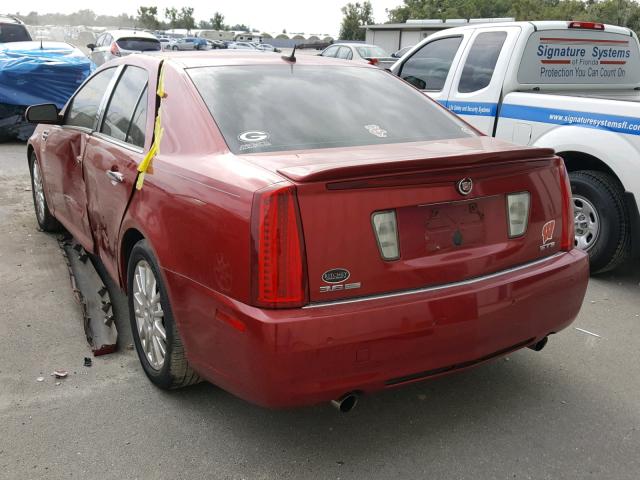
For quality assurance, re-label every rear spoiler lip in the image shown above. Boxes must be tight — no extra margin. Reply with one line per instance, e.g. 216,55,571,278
276,146,556,183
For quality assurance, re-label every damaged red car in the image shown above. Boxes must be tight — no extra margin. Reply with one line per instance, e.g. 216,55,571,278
26,51,588,410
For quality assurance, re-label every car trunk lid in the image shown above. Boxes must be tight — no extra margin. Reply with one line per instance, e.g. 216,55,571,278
241,137,567,304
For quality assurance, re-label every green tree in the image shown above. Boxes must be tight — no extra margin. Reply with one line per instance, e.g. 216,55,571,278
164,7,178,28
179,7,195,30
339,1,374,40
212,12,225,30
136,6,159,30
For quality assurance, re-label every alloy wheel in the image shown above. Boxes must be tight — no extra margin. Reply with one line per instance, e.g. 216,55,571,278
32,159,46,224
133,260,167,370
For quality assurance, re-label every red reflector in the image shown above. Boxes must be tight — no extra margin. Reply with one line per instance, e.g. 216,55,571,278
558,160,575,251
110,42,121,56
568,21,604,30
251,185,307,308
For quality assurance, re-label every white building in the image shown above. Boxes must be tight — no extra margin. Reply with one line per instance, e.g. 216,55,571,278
363,18,514,54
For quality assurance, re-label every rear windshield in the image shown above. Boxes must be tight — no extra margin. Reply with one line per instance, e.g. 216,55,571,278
356,45,388,58
0,23,31,43
518,29,640,85
188,65,474,154
116,37,161,51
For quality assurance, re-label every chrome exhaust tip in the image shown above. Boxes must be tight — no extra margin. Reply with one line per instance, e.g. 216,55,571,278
331,392,359,413
528,336,548,352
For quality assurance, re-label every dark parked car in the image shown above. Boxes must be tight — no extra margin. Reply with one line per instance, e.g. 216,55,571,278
25,52,588,410
0,15,31,43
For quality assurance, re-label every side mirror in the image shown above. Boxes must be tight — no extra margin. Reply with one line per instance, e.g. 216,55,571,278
87,43,96,51
25,104,61,125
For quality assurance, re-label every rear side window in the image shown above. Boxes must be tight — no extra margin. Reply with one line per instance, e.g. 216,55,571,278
400,36,462,91
458,32,507,93
65,68,116,129
188,65,474,154
100,66,148,146
116,37,161,51
0,23,31,43
337,47,352,60
356,45,388,58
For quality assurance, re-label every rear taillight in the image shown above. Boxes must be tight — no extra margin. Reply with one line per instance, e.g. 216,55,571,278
568,21,604,30
506,192,530,237
559,161,575,251
110,42,121,56
367,58,379,66
251,184,308,308
371,210,400,260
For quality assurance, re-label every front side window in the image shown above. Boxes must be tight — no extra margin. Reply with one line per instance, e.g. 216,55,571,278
458,32,507,93
65,68,116,130
188,65,475,154
400,36,463,91
100,66,148,146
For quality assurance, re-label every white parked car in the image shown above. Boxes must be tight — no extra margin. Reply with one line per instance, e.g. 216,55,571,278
319,43,395,68
87,29,160,66
228,42,259,50
391,20,640,272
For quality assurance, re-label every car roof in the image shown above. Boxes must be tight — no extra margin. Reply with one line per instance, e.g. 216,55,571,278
108,29,158,40
136,50,373,69
0,14,25,24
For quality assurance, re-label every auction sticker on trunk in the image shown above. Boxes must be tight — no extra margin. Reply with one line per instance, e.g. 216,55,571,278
518,30,640,85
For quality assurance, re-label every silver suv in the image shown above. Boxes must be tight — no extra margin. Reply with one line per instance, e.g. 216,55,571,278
88,29,160,66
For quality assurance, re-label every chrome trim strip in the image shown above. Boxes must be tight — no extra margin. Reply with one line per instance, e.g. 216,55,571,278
303,252,565,309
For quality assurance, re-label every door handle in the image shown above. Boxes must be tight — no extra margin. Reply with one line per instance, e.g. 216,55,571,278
106,170,124,184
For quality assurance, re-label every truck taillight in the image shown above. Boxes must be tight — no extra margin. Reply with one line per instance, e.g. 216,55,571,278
110,42,121,56
559,161,575,251
568,21,604,30
251,184,308,308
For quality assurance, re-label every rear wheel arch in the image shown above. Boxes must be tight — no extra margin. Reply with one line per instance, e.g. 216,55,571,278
120,228,145,289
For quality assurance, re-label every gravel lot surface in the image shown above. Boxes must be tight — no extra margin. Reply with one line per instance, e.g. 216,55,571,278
1,142,639,479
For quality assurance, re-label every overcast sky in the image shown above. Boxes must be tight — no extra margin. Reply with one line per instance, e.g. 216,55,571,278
15,0,401,35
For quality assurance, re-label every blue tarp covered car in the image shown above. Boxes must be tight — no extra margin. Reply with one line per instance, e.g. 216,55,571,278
0,41,93,141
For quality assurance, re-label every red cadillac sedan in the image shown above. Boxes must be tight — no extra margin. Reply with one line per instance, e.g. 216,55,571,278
26,51,588,411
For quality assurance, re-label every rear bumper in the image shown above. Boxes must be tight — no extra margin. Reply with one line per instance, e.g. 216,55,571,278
164,249,589,408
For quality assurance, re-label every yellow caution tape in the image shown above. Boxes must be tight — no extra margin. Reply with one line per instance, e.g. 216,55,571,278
136,63,166,191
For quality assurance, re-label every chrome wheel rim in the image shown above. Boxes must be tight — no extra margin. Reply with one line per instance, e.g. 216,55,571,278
573,195,600,251
133,260,167,370
32,160,46,224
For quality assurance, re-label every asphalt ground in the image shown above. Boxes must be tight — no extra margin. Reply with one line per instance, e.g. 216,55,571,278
1,141,639,479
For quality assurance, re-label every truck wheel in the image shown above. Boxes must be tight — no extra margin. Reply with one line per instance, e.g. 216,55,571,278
29,152,61,232
570,170,630,273
127,239,201,389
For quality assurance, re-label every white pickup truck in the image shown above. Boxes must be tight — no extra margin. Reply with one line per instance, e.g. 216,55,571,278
391,20,640,273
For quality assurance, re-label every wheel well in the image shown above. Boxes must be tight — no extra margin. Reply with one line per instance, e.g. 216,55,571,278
558,151,619,183
121,228,145,289
27,144,34,164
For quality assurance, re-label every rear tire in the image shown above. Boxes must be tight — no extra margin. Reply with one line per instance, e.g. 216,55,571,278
28,152,61,232
569,170,630,273
127,239,201,389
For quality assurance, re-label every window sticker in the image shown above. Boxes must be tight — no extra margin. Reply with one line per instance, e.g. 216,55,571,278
364,124,387,138
237,130,272,151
